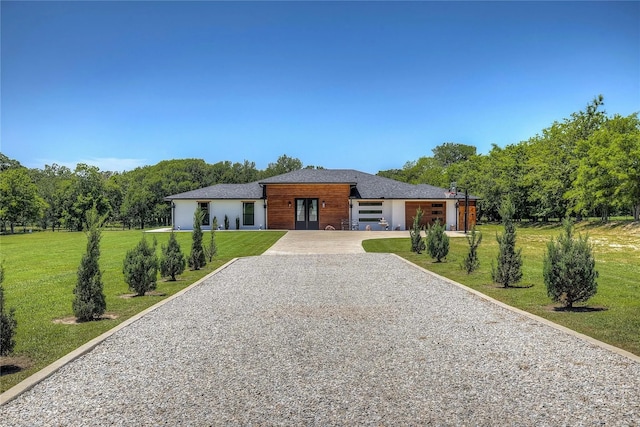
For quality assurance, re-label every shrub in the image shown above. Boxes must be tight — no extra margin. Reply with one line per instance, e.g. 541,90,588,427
0,265,17,356
491,201,523,287
544,218,598,308
224,214,230,230
426,219,449,262
410,207,426,254
235,216,240,230
462,226,482,274
72,207,106,321
160,231,185,281
123,236,159,296
189,208,206,270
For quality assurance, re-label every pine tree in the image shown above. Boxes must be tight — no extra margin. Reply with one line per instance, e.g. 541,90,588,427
544,218,598,308
0,264,18,356
73,207,106,321
426,219,450,262
189,208,206,270
462,226,482,274
491,201,523,287
160,232,185,281
123,236,159,296
410,207,426,254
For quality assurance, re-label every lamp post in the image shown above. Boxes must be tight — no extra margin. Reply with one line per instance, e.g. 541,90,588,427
450,182,469,234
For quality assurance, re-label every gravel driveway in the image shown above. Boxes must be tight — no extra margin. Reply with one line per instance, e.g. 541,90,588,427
1,254,639,426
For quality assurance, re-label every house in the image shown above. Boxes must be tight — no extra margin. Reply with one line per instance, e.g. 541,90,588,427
164,169,478,231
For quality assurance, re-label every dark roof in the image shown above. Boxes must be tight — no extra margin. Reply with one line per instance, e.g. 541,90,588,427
165,169,479,200
164,182,262,200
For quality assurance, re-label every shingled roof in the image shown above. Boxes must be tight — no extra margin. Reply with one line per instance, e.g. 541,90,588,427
165,169,478,200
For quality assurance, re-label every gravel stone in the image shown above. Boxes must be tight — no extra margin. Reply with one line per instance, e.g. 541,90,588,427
1,254,638,426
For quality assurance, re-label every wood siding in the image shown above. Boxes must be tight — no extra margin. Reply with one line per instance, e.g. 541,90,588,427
405,201,447,229
266,184,351,230
457,200,477,231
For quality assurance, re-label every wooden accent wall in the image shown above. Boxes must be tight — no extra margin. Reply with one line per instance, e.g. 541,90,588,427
457,200,477,231
266,184,351,229
405,201,447,229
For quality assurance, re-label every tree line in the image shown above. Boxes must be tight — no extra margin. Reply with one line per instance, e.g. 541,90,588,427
1,96,638,233
0,154,308,233
379,96,640,222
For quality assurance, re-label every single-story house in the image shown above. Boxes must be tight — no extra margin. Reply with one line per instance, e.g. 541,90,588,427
164,169,478,231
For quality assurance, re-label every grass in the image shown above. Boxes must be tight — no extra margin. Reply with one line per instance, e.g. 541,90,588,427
0,229,285,392
363,221,640,357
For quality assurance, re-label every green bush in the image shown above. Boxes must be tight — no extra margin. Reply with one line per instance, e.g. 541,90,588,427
72,207,106,321
224,214,230,230
123,236,159,296
426,219,450,262
544,218,598,308
189,208,206,270
0,265,17,356
461,226,482,274
160,231,185,281
491,201,523,287
410,207,426,254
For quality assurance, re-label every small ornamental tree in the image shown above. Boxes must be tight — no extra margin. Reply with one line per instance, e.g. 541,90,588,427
426,219,450,262
0,264,18,356
410,207,426,254
123,236,159,296
462,226,482,274
73,207,107,321
160,232,185,281
544,218,598,308
204,229,218,263
492,200,523,288
224,214,230,230
189,208,206,270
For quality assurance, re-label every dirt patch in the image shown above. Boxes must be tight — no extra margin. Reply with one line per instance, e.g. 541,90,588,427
52,313,119,325
0,355,34,376
119,290,167,299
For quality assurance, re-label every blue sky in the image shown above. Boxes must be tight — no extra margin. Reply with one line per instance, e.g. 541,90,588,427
2,1,638,174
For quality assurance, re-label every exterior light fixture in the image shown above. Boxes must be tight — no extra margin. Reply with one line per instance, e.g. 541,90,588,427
322,200,326,208
288,201,292,208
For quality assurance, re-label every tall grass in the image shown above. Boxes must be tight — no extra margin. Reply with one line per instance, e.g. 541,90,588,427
0,229,284,392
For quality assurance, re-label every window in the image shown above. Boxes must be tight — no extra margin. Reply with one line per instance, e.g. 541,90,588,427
359,210,383,215
359,202,383,207
243,202,255,226
198,202,210,226
432,203,444,208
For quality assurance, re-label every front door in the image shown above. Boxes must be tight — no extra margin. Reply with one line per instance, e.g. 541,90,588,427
295,198,319,230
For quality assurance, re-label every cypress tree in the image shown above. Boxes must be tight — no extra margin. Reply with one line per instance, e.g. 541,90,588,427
544,218,598,308
123,236,159,296
160,231,185,281
462,226,482,274
491,201,523,287
0,264,18,356
73,207,106,321
189,208,206,270
410,206,426,254
426,219,450,262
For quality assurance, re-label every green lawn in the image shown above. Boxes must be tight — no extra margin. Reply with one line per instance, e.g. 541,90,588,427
363,221,640,357
0,229,285,392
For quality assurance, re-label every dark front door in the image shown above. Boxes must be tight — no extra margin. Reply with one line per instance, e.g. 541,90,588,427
295,198,319,230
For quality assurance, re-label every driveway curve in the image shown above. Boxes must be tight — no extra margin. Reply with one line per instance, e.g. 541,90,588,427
1,253,638,426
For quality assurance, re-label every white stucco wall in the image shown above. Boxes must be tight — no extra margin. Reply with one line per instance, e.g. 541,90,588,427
446,200,458,231
171,200,265,231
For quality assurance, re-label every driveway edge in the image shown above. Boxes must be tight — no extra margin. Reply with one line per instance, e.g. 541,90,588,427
392,254,640,364
0,258,239,405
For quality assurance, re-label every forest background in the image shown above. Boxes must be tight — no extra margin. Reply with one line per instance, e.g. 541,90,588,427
2,96,639,233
